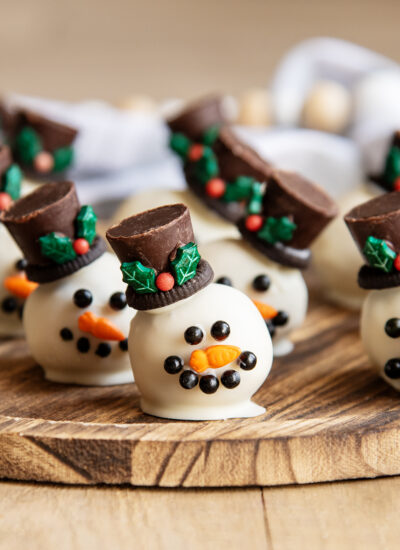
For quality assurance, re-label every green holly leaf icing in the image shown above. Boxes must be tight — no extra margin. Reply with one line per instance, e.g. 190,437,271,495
170,133,191,158
247,182,264,214
193,148,219,184
2,164,22,200
171,242,201,286
222,176,255,202
121,261,157,294
76,205,97,245
53,146,74,172
384,146,400,185
15,127,42,165
39,232,77,264
202,125,220,146
257,216,297,245
363,236,397,273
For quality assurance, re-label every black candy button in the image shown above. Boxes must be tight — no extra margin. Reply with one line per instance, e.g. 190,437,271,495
184,326,204,345
210,320,230,341
77,337,90,353
179,370,198,389
15,258,28,271
199,375,219,394
1,297,18,313
385,318,400,338
96,342,112,357
238,351,257,370
164,355,184,374
252,274,271,291
384,358,400,379
73,289,93,308
216,276,232,286
221,369,240,389
60,327,73,341
119,339,128,351
265,320,276,338
273,311,289,327
109,291,127,310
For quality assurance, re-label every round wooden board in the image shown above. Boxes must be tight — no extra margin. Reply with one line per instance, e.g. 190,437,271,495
1,297,400,488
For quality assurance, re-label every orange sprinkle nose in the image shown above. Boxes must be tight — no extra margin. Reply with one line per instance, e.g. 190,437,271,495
189,345,241,373
3,273,38,299
78,311,125,341
252,300,278,320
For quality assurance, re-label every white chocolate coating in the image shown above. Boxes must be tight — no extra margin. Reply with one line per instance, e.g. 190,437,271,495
129,284,273,420
301,80,352,134
112,189,239,245
24,252,135,385
361,288,400,391
200,239,308,357
312,183,381,310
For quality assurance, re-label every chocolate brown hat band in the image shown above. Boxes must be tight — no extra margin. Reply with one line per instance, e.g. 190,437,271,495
25,236,106,283
368,174,392,192
238,221,311,269
358,264,400,290
126,259,213,310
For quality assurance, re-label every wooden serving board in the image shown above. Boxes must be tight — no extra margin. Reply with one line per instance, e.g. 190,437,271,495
0,295,400,488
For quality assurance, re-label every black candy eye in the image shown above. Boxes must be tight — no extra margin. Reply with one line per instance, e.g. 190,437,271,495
216,276,232,286
15,258,28,271
184,326,204,345
385,318,400,338
109,291,127,310
252,274,271,291
73,289,93,308
211,320,230,341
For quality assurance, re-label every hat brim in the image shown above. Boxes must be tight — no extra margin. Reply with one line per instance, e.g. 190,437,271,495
358,264,400,289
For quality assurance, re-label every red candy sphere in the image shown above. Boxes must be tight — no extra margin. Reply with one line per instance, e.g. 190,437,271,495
188,144,204,161
205,178,226,198
156,272,175,292
0,192,12,211
73,238,90,255
394,177,400,191
245,214,263,232
394,255,400,271
34,151,54,174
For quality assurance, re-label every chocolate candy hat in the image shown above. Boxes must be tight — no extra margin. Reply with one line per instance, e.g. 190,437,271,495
1,181,105,283
0,104,78,180
369,130,400,192
238,169,338,269
107,204,214,310
0,145,23,212
345,191,400,289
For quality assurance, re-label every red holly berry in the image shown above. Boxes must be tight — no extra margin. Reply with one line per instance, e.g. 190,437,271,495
394,177,400,191
245,214,263,232
0,192,12,211
394,255,400,271
188,144,204,161
205,178,226,198
156,272,175,291
73,238,90,255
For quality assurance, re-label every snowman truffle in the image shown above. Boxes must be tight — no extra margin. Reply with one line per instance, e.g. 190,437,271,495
345,192,400,390
107,204,273,420
1,181,133,385
202,169,338,356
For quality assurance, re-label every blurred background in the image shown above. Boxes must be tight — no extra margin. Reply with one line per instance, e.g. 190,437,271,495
1,0,399,102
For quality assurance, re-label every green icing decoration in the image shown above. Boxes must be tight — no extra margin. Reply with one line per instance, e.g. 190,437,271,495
257,216,297,245
15,127,42,165
53,146,74,172
384,146,400,185
2,164,22,200
121,261,157,294
202,125,220,146
247,182,264,214
193,149,219,184
363,236,397,273
222,176,255,202
171,242,201,286
170,133,191,158
76,205,97,245
39,233,77,264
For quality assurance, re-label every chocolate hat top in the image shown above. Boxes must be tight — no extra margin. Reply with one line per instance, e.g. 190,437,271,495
167,95,228,140
345,191,400,289
238,169,338,269
369,130,400,192
0,145,23,210
1,181,105,283
107,204,213,310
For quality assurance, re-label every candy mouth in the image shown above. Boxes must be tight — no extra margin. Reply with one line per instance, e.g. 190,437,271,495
60,326,128,357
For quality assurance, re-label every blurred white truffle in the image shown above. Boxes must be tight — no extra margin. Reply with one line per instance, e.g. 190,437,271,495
302,80,352,134
117,95,157,112
237,88,272,126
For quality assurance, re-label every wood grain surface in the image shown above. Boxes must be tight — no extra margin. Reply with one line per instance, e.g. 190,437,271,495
0,293,399,488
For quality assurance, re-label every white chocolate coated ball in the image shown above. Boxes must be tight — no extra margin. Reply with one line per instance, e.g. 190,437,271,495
200,239,308,356
129,284,272,420
361,287,400,391
302,80,352,134
312,183,381,310
117,95,157,113
237,88,272,127
24,252,135,386
112,188,239,244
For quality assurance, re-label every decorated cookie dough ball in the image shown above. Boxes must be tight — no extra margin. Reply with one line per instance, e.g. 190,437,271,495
302,80,352,134
2,182,134,386
107,203,273,420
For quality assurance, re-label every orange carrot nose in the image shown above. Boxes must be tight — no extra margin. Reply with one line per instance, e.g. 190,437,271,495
78,311,125,341
3,273,38,299
189,345,241,373
252,300,278,320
